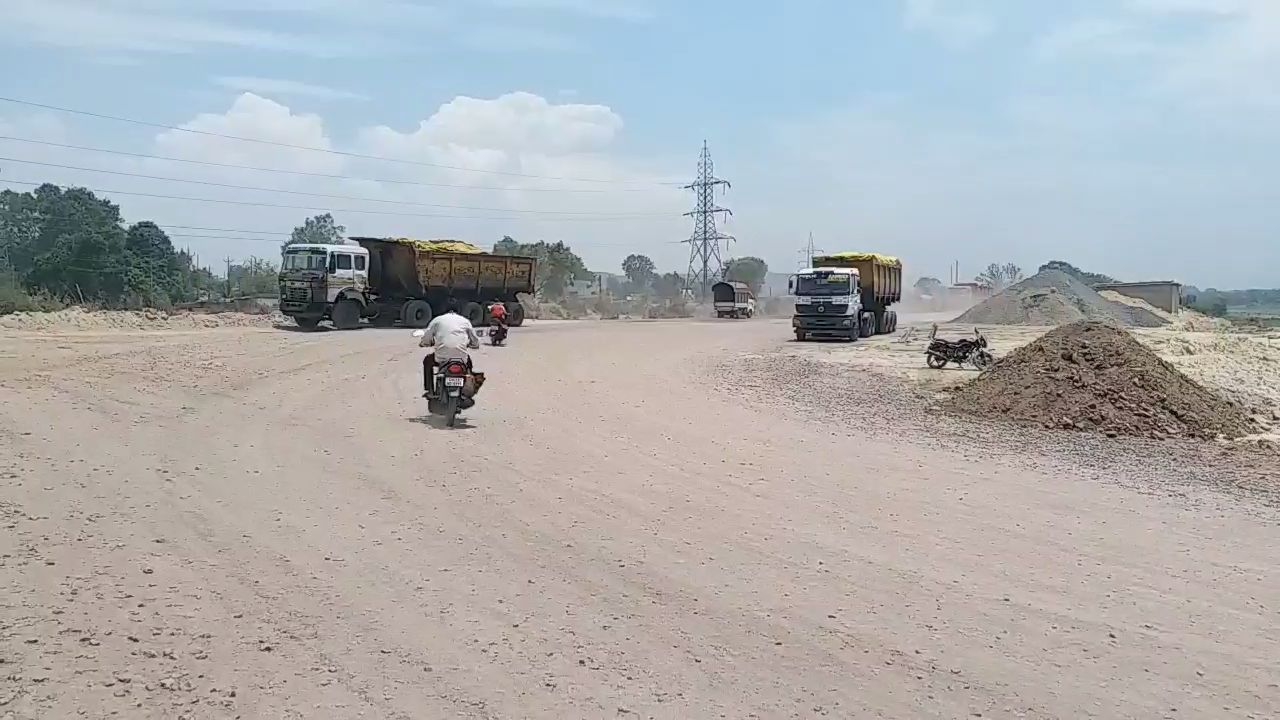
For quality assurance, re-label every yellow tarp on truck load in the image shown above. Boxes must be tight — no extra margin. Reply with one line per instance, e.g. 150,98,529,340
386,238,485,254
812,251,902,268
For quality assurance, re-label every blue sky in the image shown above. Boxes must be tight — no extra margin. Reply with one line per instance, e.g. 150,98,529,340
1,0,1278,288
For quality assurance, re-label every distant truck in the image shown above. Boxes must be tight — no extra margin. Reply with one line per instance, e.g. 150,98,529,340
278,237,536,331
712,281,756,319
790,252,902,341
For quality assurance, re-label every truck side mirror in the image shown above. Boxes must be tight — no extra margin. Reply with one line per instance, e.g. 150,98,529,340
327,255,336,274
787,277,794,293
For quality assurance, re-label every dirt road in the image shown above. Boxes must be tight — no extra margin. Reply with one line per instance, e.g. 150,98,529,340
2,320,1277,719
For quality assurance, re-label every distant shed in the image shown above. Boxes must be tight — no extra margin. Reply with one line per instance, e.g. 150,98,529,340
1094,281,1182,314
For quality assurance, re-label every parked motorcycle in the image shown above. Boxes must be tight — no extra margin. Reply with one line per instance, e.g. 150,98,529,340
925,327,994,370
412,329,486,427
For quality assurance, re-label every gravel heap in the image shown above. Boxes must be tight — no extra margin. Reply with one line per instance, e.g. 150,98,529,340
944,321,1255,440
0,307,284,331
954,270,1167,327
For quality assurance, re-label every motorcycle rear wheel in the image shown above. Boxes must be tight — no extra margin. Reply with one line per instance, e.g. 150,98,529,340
926,353,948,369
444,396,459,427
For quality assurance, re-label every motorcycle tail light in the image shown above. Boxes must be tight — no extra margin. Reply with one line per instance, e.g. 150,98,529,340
446,364,467,375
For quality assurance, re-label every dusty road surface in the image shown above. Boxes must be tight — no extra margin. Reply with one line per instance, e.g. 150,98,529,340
2,319,1277,719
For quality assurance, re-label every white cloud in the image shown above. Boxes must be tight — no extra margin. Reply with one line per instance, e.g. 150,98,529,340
902,0,995,47
0,92,688,271
213,77,368,102
480,0,655,22
1039,0,1280,111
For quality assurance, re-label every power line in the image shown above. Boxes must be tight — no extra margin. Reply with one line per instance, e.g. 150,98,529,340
0,135,670,194
0,156,676,217
160,224,289,236
0,178,685,224
0,96,680,186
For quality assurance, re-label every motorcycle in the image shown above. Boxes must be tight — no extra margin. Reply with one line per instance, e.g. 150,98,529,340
412,329,486,427
925,326,994,370
489,321,508,346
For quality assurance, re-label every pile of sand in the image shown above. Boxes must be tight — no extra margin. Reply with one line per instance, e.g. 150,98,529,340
0,307,284,332
1138,332,1280,415
1098,291,1230,332
954,270,1167,327
945,321,1255,440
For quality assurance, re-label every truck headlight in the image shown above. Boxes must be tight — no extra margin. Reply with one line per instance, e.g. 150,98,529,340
841,318,853,327
791,317,800,327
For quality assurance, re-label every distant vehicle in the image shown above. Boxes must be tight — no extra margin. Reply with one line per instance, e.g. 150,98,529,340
277,238,536,331
712,281,756,319
791,252,902,341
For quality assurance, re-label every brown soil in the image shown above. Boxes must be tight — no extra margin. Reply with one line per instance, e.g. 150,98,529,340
944,321,1256,440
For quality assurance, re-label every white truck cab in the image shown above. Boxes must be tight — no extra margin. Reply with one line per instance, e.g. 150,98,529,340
790,266,866,340
278,243,371,329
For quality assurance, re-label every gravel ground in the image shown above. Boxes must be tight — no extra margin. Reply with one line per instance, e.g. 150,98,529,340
2,318,1278,719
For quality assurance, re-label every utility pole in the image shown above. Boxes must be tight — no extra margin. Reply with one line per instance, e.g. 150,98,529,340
681,141,734,302
224,256,233,299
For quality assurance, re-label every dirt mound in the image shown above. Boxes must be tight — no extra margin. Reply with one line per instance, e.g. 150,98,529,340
944,321,1255,440
0,307,284,332
954,270,1166,327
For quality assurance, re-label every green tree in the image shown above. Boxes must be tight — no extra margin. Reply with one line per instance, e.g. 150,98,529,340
20,185,130,305
975,262,1024,291
724,256,769,294
288,213,345,246
228,257,279,297
490,236,587,299
123,221,185,306
653,271,686,300
1038,260,1118,287
621,254,656,290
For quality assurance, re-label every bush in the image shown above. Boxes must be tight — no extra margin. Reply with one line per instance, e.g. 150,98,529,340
0,283,66,315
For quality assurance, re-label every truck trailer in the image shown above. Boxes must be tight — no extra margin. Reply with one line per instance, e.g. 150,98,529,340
278,237,536,331
790,252,902,341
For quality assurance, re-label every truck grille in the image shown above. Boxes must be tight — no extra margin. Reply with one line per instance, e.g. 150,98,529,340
796,303,848,316
283,286,311,303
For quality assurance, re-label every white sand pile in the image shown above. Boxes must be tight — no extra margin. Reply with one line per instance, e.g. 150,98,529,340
0,307,285,332
1138,331,1280,416
1098,291,1230,332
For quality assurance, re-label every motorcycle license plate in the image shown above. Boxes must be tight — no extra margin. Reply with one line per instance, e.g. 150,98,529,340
444,377,465,387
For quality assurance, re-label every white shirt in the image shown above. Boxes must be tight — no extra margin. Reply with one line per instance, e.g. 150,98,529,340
421,311,479,361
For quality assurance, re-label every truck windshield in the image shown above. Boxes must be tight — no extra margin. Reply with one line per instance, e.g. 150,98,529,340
282,250,328,271
795,274,852,296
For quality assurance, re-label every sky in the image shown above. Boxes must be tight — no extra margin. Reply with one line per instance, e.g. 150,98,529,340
1,0,1278,289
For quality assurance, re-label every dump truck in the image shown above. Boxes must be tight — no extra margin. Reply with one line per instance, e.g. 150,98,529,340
712,281,756,318
790,252,902,341
277,237,536,331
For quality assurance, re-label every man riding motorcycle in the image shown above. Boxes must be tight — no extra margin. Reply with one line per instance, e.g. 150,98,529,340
420,298,480,399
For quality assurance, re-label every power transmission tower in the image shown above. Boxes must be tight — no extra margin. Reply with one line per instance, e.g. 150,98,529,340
681,141,734,301
797,232,823,270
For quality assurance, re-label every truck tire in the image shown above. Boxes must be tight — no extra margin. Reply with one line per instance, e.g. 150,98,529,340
506,302,525,327
859,312,875,338
888,311,898,333
402,300,433,328
294,316,321,331
795,330,807,342
463,302,484,328
875,311,890,335
332,299,361,330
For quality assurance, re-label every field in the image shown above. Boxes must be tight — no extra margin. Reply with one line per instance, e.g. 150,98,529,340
2,316,1277,719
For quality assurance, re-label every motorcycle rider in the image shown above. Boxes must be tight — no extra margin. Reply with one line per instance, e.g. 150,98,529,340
420,297,480,399
488,301,508,341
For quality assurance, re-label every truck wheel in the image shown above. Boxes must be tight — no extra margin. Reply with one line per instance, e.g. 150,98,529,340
795,330,807,342
294,316,320,331
463,302,484,328
506,302,525,327
889,311,898,333
859,313,875,338
401,300,433,328
332,299,361,330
